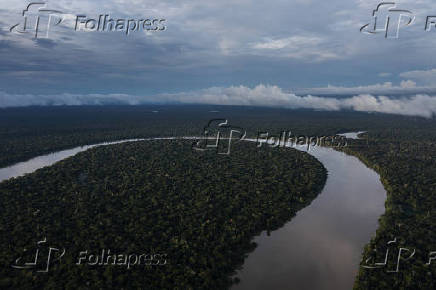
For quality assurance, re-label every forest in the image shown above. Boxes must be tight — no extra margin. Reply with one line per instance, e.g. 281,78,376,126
0,105,421,167
0,105,435,288
344,131,436,289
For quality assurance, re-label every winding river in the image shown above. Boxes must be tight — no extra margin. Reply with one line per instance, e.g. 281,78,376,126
0,134,386,290
234,134,385,290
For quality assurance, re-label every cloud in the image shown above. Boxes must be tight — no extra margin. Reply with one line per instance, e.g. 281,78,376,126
295,82,436,95
400,69,436,85
0,92,146,107
2,0,436,96
252,36,323,50
342,94,436,117
378,72,392,77
0,0,411,94
165,85,436,117
1,84,436,118
400,79,416,88
251,36,339,61
162,85,343,110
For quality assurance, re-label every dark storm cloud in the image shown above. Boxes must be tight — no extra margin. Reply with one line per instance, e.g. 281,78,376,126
1,0,436,100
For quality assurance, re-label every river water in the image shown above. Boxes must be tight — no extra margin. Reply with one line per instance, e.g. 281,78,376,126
0,134,386,290
233,136,386,290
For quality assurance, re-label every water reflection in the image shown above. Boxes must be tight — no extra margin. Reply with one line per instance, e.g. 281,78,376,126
0,139,146,182
338,131,367,140
233,143,386,290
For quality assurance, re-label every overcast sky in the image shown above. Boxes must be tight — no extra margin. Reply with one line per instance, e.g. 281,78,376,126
1,0,436,116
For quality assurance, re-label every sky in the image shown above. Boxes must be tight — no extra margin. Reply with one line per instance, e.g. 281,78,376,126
1,0,436,117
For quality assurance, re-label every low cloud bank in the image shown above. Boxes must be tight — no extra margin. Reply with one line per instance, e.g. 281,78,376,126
294,82,436,96
1,85,436,118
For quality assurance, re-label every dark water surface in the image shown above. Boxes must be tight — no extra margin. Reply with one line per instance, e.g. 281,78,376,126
233,141,386,290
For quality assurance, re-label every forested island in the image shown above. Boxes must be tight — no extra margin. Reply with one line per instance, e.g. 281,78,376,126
0,139,326,288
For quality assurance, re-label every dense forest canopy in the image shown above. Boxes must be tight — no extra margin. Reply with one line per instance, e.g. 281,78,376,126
1,105,433,168
0,105,435,288
0,139,326,288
